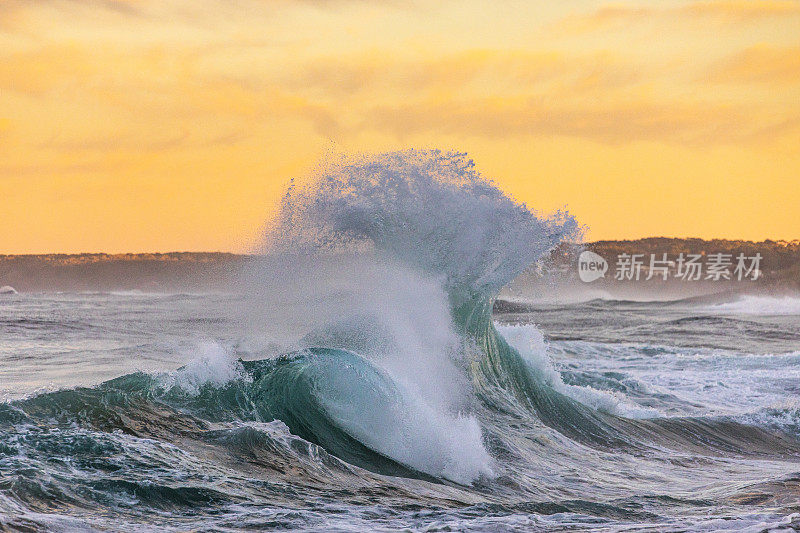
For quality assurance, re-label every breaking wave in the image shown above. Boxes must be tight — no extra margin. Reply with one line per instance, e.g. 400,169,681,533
702,294,800,315
3,150,800,531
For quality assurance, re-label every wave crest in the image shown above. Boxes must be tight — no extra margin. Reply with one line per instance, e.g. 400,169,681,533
265,149,578,298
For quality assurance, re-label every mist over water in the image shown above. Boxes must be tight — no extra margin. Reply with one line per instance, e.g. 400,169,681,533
237,149,577,482
263,150,577,292
2,150,800,531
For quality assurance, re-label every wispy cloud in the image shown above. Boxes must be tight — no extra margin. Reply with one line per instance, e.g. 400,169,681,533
258,49,798,146
705,45,800,85
558,0,800,33
275,50,642,100
359,96,796,146
1,2,797,151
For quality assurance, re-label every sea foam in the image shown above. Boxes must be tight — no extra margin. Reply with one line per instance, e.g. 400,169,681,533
704,295,800,315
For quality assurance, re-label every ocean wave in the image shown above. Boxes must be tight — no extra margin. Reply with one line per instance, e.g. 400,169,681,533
497,324,659,419
156,341,251,395
702,295,800,315
4,150,800,530
233,150,582,480
738,403,800,438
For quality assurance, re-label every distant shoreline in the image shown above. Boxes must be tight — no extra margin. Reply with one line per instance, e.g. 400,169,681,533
1,238,798,294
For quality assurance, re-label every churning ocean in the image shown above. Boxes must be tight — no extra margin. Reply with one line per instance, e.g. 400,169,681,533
2,152,799,532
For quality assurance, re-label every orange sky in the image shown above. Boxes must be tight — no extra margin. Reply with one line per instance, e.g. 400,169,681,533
1,0,799,253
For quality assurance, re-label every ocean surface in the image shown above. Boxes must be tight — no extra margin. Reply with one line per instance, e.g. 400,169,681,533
2,151,800,532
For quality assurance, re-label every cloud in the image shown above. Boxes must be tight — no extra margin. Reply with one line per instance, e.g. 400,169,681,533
3,40,795,151
359,96,797,146
706,45,800,85
681,0,800,18
558,0,800,32
1,0,796,156
263,49,797,146
277,49,642,100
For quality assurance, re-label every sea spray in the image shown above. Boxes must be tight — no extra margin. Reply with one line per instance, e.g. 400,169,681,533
157,341,250,396
264,150,579,297
233,150,579,482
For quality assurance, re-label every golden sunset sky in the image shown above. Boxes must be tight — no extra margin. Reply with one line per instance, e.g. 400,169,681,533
1,0,798,253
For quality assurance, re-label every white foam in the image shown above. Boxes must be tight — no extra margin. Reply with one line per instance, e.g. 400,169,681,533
497,323,659,419
241,254,493,483
158,341,249,395
546,341,800,420
320,375,494,484
0,285,17,295
704,295,800,315
738,401,800,437
681,512,800,532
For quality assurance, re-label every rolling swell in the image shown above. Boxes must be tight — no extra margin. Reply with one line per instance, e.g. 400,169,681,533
2,350,447,482
9,149,798,478
262,146,800,470
460,294,800,460
4,150,800,530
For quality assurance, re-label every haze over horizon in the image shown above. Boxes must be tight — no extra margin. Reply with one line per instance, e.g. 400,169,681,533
1,0,798,253
1,236,799,257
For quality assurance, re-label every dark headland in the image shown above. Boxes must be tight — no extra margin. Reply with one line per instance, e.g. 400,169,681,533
1,238,798,297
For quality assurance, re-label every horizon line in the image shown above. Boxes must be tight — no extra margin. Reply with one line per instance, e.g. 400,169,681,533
3,236,800,257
